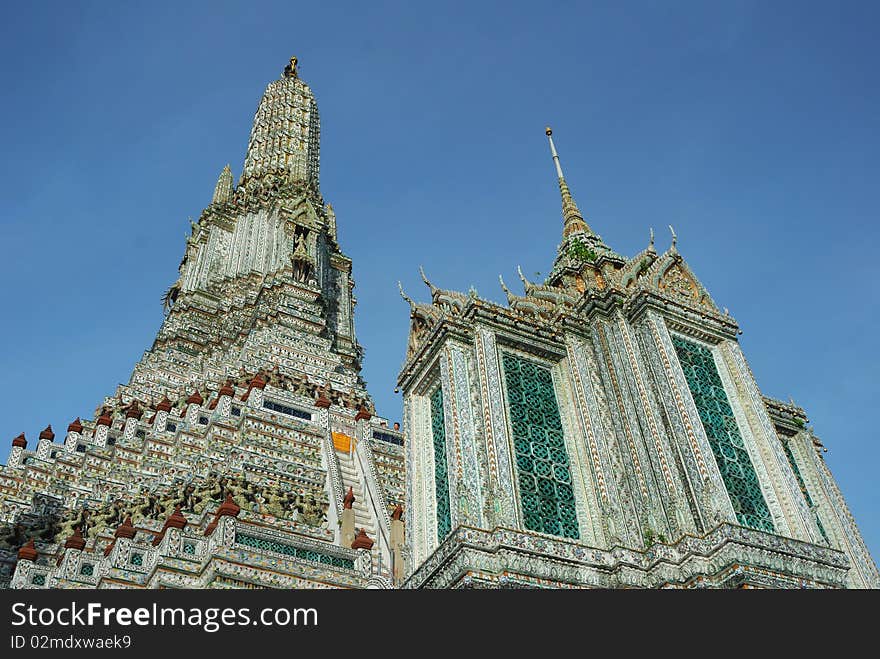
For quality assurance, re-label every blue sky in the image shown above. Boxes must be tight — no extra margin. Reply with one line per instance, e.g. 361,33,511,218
1,1,877,563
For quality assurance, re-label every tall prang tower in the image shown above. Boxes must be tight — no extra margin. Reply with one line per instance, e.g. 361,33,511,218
1,58,406,589
397,128,879,589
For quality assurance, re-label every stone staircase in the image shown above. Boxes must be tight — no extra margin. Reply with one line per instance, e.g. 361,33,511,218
335,444,393,580
336,447,377,541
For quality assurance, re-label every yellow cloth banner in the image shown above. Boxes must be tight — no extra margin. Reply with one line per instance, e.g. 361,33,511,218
332,432,355,452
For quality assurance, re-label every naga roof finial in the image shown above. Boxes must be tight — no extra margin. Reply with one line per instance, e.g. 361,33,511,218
649,227,655,251
669,225,677,248
418,266,437,294
516,265,533,291
397,281,415,307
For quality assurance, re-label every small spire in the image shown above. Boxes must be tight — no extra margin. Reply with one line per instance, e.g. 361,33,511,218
669,224,677,248
648,227,655,252
39,425,55,441
545,126,591,238
212,164,234,204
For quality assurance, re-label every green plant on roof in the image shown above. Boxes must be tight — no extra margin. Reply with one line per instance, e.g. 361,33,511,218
568,239,597,264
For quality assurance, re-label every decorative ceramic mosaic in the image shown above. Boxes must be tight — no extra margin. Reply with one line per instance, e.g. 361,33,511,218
502,354,579,539
671,336,774,533
235,533,354,570
430,388,451,542
781,440,828,543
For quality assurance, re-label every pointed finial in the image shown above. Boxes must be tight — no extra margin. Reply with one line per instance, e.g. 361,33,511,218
669,225,677,248
545,126,591,239
546,126,565,179
649,227,655,250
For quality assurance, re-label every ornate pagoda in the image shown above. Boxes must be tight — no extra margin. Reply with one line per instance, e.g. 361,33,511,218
1,57,406,589
396,128,879,589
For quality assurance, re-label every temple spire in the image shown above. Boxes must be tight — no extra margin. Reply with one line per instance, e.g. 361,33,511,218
545,127,591,238
242,57,320,195
212,164,233,204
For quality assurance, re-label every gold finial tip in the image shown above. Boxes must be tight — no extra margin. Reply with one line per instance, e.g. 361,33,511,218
545,126,553,136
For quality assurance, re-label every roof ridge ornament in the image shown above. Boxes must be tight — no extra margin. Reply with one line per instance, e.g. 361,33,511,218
398,281,416,308
516,265,534,292
418,266,437,295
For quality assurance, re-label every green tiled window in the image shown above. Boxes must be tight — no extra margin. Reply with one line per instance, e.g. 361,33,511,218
671,335,774,533
235,533,354,569
502,353,579,539
430,387,452,542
